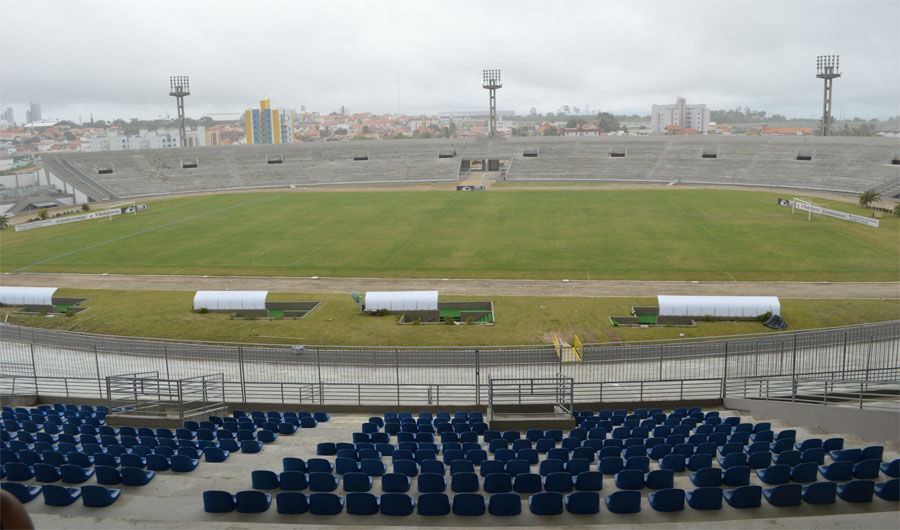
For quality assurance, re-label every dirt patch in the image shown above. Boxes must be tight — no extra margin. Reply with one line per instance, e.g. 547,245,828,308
2,273,896,300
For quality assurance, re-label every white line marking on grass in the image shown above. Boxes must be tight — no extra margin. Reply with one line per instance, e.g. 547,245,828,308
11,196,279,273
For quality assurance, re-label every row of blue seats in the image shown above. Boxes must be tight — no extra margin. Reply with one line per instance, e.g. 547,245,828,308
2,453,200,481
2,435,255,458
204,479,899,515
2,464,154,486
244,462,895,495
2,482,120,507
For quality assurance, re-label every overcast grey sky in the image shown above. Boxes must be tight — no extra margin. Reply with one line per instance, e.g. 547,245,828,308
1,0,898,122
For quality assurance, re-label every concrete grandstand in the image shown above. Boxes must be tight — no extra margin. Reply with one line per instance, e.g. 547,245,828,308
39,136,900,201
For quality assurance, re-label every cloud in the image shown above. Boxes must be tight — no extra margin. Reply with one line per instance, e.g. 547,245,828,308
1,0,897,121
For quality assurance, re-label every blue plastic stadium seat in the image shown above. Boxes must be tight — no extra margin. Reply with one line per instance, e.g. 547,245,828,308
615,469,644,490
829,448,861,462
544,471,574,493
690,467,721,488
91,466,120,485
836,479,875,503
574,470,603,491
120,467,153,486
380,492,414,515
648,487,685,512
417,472,446,493
687,486,722,510
342,472,372,493
748,451,772,470
763,483,802,507
645,469,674,490
276,471,306,491
819,460,853,481
774,450,800,467
308,492,344,515
42,484,81,506
306,458,333,473
420,460,444,475
722,466,750,487
874,478,899,501
723,484,761,508
1,482,42,503
800,447,826,465
171,455,198,472
795,438,822,452
861,446,884,462
60,464,94,484
484,472,512,493
450,471,479,493
529,491,563,515
881,459,900,478
802,481,837,504
605,489,640,514
452,492,485,516
513,472,542,494
275,491,308,514
345,492,379,515
306,472,337,492
538,458,564,477
756,464,790,485
484,492,519,516
235,490,271,513
562,491,598,514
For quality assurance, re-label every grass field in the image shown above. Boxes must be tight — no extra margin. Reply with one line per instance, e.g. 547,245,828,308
2,189,897,281
4,288,898,346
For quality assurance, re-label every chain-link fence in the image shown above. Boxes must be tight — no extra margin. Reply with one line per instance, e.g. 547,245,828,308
1,321,897,406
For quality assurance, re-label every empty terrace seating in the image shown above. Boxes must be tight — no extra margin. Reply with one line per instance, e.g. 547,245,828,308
0,402,322,514
196,405,898,521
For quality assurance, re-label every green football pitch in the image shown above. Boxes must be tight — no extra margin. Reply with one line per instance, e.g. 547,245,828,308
2,189,897,281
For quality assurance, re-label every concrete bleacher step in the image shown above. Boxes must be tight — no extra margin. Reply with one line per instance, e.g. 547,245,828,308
487,404,575,431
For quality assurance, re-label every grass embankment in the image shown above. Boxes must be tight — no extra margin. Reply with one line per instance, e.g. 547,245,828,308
1,189,897,281
4,289,897,346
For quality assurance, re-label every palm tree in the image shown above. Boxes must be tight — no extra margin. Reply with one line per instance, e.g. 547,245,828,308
0,214,7,230
858,189,881,208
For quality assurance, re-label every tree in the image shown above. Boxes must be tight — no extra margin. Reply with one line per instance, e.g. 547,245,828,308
566,118,578,128
0,214,8,230
542,126,559,136
38,209,49,220
596,112,621,132
858,189,881,208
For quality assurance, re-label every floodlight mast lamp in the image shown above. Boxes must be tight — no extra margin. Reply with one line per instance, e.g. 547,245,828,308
482,69,502,137
815,55,840,136
169,75,191,147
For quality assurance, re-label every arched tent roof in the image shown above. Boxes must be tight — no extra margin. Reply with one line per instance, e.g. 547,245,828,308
364,291,438,312
657,295,780,318
0,286,57,306
193,291,268,310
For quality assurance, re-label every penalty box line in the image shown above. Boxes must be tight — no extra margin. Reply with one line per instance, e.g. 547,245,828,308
11,196,279,273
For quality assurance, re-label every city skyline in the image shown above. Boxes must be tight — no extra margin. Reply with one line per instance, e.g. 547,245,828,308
1,0,898,122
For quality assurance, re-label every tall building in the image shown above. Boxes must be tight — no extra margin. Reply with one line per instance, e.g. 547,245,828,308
1,107,13,125
29,102,42,122
244,98,294,144
650,97,709,134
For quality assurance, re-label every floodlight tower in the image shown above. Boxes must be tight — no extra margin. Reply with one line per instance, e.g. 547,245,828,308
482,69,502,137
815,55,840,136
169,75,191,147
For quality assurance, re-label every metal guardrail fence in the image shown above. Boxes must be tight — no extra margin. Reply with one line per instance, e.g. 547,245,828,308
726,375,900,411
0,321,897,406
487,376,574,418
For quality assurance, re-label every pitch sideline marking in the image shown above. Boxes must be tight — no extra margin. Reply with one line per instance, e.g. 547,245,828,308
11,196,279,273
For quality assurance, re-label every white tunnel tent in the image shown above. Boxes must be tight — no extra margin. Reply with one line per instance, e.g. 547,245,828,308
364,291,438,312
193,291,268,311
0,286,58,306
658,295,780,318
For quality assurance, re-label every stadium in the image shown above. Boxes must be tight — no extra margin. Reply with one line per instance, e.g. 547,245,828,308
1,134,899,527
